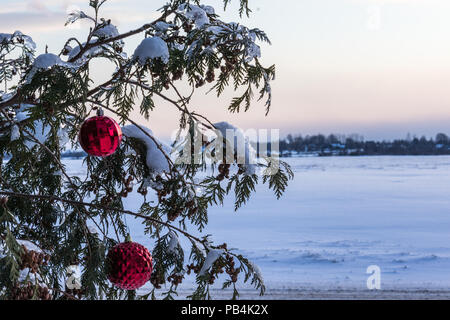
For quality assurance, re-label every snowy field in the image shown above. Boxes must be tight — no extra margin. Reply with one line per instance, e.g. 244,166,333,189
65,156,450,299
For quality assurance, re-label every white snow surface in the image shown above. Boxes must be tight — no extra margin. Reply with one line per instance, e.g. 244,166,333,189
63,155,450,298
121,124,170,174
133,37,169,65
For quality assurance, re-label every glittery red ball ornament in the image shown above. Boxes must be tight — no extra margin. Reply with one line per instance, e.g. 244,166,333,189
106,241,153,290
78,114,122,157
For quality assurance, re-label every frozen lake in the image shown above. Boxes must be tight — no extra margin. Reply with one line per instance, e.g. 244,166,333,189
65,155,450,298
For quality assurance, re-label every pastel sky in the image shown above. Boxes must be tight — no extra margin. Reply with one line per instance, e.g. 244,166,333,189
2,0,450,140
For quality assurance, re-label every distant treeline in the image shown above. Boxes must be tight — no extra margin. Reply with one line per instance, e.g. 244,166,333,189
279,133,450,157
61,150,87,158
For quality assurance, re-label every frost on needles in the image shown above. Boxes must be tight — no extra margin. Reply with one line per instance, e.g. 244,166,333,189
0,0,292,300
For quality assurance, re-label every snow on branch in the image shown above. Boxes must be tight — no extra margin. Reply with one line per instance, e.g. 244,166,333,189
214,121,257,174
0,31,36,52
121,124,171,174
198,247,225,276
167,230,180,254
65,8,92,26
93,23,120,39
133,37,170,65
177,4,212,28
25,53,77,83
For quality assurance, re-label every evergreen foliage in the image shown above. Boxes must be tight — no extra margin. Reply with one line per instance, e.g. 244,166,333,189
0,0,292,300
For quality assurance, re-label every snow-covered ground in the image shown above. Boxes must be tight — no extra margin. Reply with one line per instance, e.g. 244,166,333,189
65,155,450,299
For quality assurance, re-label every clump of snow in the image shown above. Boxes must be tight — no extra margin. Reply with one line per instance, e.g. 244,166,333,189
63,44,72,55
33,53,65,69
0,33,12,44
18,268,46,284
10,125,20,141
68,46,81,60
121,125,171,174
178,4,210,28
206,25,225,36
25,53,75,83
171,42,185,51
199,247,225,276
133,37,169,65
17,239,42,253
68,39,107,62
167,231,180,254
153,21,175,39
0,31,36,51
194,185,205,197
65,9,89,26
15,104,33,122
213,122,257,174
66,264,82,289
200,5,215,15
247,260,264,285
202,26,224,44
93,23,119,39
245,42,261,62
186,39,203,60
87,224,99,235
153,21,171,32
207,23,264,63
0,92,14,103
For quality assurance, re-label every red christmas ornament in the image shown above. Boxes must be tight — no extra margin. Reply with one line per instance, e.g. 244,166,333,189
78,109,122,157
106,239,153,290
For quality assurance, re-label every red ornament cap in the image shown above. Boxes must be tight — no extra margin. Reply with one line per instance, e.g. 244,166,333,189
106,241,153,290
78,115,122,157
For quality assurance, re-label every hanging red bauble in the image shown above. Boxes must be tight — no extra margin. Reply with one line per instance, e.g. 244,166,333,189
78,110,122,157
106,239,153,290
